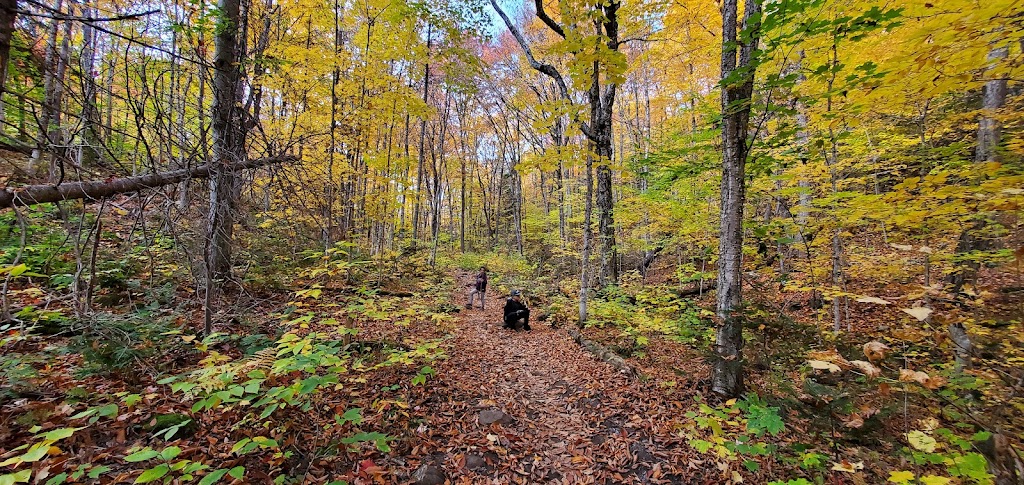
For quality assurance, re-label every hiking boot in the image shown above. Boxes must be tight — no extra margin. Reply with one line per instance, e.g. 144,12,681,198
523,325,532,331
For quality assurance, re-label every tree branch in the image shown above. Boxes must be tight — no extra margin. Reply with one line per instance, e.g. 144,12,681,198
0,155,296,209
14,8,160,23
534,0,565,38
489,0,595,140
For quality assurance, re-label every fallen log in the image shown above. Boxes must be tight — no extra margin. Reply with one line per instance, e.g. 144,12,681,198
0,155,296,209
636,246,663,275
567,327,638,378
676,280,716,298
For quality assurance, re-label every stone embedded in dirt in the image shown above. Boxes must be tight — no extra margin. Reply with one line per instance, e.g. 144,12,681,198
465,454,488,471
630,441,655,462
478,408,513,425
413,464,445,485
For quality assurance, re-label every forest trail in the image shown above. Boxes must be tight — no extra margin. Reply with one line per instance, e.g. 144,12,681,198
402,272,702,484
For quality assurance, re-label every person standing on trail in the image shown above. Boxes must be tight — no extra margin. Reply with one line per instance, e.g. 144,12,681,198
503,289,531,331
466,266,488,310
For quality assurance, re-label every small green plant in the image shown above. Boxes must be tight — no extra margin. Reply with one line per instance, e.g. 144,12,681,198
41,463,113,485
888,428,993,484
70,402,120,424
0,427,82,484
411,365,436,386
682,395,786,474
68,310,181,378
123,445,241,484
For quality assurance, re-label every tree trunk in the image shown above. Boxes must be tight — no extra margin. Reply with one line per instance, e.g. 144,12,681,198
794,51,811,231
976,46,1008,163
579,147,595,326
948,322,973,370
206,0,246,291
413,23,432,241
79,0,101,167
712,0,761,398
596,158,615,283
553,116,567,247
489,0,622,284
0,0,16,117
31,4,65,178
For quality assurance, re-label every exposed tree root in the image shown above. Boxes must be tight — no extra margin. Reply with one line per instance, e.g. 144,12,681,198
566,327,639,378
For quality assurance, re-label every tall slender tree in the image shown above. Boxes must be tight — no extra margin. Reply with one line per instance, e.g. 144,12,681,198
206,0,246,297
712,0,761,398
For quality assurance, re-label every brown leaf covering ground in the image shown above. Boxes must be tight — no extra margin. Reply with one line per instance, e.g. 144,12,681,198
393,271,722,484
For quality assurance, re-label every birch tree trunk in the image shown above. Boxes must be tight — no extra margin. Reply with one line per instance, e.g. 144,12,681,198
976,46,1008,163
31,3,66,179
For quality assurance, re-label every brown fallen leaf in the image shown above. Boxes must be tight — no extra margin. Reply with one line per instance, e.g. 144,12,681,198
807,359,842,373
863,341,890,362
850,360,881,378
899,368,946,389
842,414,865,428
808,349,853,369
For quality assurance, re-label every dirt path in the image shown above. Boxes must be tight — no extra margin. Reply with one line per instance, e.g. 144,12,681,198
400,272,710,484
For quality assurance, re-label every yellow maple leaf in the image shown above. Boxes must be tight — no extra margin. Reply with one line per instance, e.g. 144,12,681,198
906,430,938,453
888,471,915,484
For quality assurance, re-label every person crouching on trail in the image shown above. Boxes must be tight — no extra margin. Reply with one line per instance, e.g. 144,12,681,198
503,289,531,331
466,266,487,310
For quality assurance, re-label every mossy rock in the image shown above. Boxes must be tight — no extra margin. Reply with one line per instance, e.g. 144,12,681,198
143,413,198,439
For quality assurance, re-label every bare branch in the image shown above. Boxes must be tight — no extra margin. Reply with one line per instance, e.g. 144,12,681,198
14,7,161,23
489,0,595,139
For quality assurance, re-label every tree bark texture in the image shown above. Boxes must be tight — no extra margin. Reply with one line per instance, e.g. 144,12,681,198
713,0,761,398
0,0,16,98
207,0,246,284
78,0,101,167
976,46,1008,163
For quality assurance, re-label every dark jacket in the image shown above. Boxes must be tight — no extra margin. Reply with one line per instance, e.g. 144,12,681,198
474,271,488,291
503,298,527,318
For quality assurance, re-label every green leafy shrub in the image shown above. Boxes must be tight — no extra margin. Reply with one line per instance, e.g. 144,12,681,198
682,395,787,475
0,351,40,401
68,310,182,378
